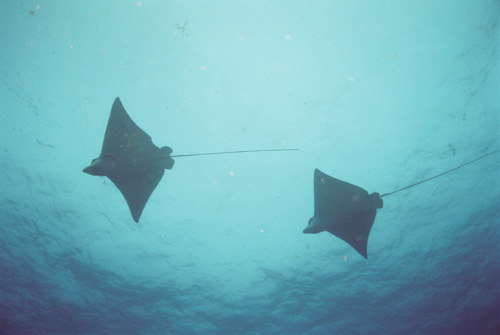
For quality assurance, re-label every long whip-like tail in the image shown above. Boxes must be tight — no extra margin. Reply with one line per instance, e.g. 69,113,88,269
380,148,500,197
170,148,299,158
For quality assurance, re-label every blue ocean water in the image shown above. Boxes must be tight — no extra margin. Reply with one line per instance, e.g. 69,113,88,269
1,1,499,334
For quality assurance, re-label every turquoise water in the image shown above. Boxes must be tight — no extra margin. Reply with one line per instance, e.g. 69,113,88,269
1,1,499,334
